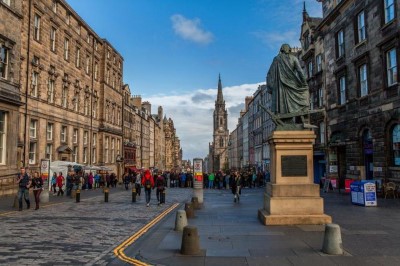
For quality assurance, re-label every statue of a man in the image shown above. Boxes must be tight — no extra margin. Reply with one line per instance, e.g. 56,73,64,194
267,44,309,123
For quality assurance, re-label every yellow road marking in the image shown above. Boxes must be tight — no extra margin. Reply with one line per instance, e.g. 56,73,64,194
113,203,180,265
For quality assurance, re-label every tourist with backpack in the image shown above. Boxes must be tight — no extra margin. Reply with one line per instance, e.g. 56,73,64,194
155,172,165,205
141,169,154,207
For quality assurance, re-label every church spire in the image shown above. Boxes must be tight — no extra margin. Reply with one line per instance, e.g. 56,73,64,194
217,74,223,103
302,1,309,22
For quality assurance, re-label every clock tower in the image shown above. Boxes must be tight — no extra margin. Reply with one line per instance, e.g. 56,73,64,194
212,74,229,172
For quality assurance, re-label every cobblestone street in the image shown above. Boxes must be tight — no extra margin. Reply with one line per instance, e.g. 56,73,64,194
0,187,193,265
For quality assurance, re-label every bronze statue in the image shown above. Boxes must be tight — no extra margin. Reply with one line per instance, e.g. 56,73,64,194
262,44,319,130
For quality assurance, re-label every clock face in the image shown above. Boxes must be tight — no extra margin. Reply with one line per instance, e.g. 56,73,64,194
219,126,223,131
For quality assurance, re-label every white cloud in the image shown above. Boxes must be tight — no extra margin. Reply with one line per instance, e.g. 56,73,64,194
171,14,214,45
252,30,300,50
144,82,263,160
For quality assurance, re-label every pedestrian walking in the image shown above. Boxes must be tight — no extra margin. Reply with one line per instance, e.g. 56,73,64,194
232,171,242,203
225,172,230,189
88,172,94,189
123,172,130,190
51,172,57,194
155,173,165,205
66,173,73,197
16,167,31,211
31,171,43,210
141,169,154,207
208,172,215,189
94,173,100,188
135,172,142,196
56,172,65,196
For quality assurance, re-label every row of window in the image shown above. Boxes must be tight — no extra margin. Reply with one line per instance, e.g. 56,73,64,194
337,48,397,105
32,142,96,165
33,9,122,64
28,119,120,165
29,120,96,145
335,1,395,57
30,70,100,116
33,13,122,87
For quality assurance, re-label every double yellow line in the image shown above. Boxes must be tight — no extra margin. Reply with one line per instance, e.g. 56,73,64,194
113,203,180,265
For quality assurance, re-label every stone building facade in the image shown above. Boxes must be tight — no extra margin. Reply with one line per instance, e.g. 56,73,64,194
318,0,400,185
0,0,24,195
123,93,167,172
0,0,183,195
18,0,123,177
122,85,137,171
299,4,326,183
164,117,180,172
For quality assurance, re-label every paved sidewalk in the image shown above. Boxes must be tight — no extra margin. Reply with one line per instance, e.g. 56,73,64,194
113,188,400,266
0,186,193,265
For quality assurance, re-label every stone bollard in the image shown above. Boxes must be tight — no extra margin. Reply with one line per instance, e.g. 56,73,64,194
132,187,137,202
180,226,201,255
322,223,343,255
184,202,194,219
191,197,200,210
76,189,81,203
71,189,77,199
175,210,188,231
104,188,109,202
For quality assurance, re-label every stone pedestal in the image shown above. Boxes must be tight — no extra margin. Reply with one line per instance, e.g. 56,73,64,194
258,131,332,225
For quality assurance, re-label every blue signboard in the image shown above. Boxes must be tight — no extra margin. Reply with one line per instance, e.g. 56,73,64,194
350,181,377,206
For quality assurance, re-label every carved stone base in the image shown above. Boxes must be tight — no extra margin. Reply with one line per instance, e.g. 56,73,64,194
258,209,332,225
258,131,332,225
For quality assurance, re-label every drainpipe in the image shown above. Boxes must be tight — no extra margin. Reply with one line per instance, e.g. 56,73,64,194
23,0,33,167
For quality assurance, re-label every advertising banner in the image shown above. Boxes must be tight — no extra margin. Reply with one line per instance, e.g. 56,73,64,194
40,159,50,181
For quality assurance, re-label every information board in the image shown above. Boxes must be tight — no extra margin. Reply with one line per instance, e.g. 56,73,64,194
193,158,203,182
323,178,331,192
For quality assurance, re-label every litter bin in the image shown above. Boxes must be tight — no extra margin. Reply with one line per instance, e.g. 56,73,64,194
350,181,377,206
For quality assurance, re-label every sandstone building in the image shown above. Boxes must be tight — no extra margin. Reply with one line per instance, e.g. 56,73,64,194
0,0,24,195
0,0,182,195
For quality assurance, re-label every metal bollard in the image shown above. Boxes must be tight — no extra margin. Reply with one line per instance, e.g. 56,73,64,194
132,187,137,202
76,189,80,203
104,188,109,202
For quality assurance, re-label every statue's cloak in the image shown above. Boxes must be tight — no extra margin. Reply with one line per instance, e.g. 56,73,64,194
267,53,309,115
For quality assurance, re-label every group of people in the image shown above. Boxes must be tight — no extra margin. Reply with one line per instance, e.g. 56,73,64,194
16,167,120,211
50,171,119,197
123,169,167,207
16,165,270,211
203,170,270,190
16,167,43,211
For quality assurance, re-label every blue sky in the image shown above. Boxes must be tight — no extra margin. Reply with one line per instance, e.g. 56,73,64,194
68,0,322,161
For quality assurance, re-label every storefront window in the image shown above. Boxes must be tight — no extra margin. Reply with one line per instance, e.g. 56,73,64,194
393,125,400,166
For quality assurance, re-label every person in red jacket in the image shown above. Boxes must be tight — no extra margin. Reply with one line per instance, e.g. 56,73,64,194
141,169,154,207
56,172,65,196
